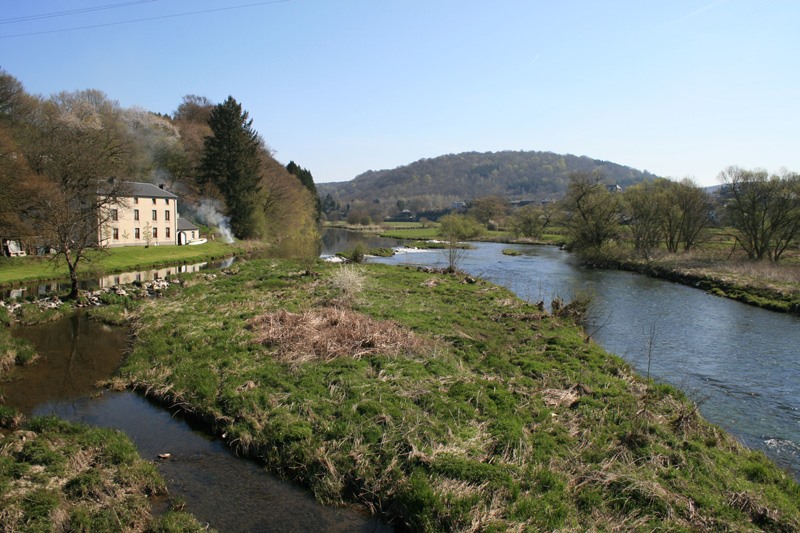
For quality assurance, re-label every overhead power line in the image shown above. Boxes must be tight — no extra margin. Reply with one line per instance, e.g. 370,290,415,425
0,0,292,39
0,1,159,25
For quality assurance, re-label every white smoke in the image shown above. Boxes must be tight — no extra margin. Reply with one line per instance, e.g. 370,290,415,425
196,199,234,244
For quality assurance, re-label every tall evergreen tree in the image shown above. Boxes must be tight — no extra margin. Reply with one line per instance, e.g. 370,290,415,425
199,96,263,239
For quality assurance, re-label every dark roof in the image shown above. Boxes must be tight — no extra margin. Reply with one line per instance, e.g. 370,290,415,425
177,218,199,231
125,181,178,199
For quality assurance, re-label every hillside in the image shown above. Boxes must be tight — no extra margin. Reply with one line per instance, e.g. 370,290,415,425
318,150,660,214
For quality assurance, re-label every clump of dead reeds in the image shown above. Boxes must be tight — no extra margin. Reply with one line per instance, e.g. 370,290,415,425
249,307,428,365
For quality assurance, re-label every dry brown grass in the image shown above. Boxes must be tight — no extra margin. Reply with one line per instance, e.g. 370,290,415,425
248,307,429,366
656,252,800,291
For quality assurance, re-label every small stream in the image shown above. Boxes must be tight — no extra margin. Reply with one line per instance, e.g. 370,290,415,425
4,302,387,531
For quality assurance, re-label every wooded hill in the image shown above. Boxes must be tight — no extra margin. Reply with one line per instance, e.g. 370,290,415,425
318,150,660,214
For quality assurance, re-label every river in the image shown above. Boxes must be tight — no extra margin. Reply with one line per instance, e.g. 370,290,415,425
324,228,800,478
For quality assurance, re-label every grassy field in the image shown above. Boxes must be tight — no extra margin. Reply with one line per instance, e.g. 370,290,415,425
0,241,250,289
106,258,800,531
0,416,206,532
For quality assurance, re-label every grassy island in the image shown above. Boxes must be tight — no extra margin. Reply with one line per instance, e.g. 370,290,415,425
104,259,799,531
0,417,205,532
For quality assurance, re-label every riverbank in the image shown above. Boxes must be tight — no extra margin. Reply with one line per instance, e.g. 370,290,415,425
0,416,206,531
109,258,800,531
0,240,263,290
332,224,800,317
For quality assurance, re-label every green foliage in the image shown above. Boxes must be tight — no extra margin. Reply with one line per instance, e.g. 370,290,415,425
199,96,264,239
345,243,367,263
562,171,621,253
509,204,545,239
720,166,800,262
438,214,483,271
287,160,322,222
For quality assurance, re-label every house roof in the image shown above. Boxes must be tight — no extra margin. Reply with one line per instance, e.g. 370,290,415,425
177,218,199,231
127,181,179,199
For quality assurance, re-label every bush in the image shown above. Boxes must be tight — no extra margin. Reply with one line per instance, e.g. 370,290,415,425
347,243,367,263
328,265,367,307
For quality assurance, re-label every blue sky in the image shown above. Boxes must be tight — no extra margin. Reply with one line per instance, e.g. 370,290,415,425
2,0,798,185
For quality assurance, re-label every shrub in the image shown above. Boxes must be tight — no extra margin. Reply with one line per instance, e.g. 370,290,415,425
328,265,367,307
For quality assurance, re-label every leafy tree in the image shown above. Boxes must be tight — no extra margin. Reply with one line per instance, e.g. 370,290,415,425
720,166,800,262
469,195,509,227
661,178,711,253
0,69,26,120
0,127,40,246
199,96,264,239
509,204,544,239
286,161,321,221
561,171,621,253
438,214,482,272
622,180,666,260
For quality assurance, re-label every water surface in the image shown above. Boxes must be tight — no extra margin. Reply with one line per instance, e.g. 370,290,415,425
5,311,387,532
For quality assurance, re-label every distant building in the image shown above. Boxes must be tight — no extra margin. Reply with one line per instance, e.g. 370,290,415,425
97,181,199,247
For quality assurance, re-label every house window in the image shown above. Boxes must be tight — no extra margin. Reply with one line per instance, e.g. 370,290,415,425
191,231,195,239
133,197,138,205
166,227,170,238
165,210,170,221
112,228,119,240
134,209,139,221
165,198,170,205
152,198,157,204
111,209,118,221
153,227,158,239
152,210,157,221
134,228,140,239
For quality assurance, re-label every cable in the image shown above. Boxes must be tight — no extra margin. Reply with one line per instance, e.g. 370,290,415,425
0,1,159,25
0,0,292,39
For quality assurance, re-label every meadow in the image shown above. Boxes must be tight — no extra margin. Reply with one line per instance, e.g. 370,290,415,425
104,258,800,531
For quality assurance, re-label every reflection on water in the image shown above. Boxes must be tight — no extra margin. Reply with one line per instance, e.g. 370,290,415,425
7,314,128,416
97,262,207,288
2,256,237,301
4,313,389,532
319,228,800,479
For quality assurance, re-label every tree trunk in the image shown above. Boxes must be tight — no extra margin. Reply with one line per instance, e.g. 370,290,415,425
65,249,79,300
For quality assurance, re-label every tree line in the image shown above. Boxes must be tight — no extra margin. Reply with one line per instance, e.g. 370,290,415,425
454,168,800,264
0,69,319,296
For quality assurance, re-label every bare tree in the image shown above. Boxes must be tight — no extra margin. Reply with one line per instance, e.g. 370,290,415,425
720,166,800,262
22,92,132,298
438,214,482,272
622,180,666,261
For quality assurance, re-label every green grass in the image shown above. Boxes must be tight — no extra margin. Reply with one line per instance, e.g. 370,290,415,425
380,227,442,239
0,416,208,532
111,258,800,531
0,241,248,288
